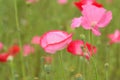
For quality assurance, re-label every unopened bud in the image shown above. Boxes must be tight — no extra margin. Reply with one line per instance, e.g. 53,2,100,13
44,64,52,74
80,34,86,40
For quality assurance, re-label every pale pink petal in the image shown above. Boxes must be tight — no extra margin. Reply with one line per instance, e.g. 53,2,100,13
71,17,82,29
44,34,72,54
57,0,67,5
82,4,106,23
40,30,72,54
23,44,34,56
92,27,101,36
81,16,91,29
98,11,112,27
26,0,38,3
31,36,40,45
108,30,120,43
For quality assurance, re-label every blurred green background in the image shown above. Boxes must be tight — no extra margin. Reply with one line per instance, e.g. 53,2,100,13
0,0,120,80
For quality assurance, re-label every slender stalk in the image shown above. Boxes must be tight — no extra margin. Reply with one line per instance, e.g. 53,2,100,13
105,68,108,80
14,0,26,79
59,51,66,80
10,60,15,80
89,30,98,80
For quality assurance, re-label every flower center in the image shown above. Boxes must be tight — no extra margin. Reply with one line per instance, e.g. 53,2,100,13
91,21,97,27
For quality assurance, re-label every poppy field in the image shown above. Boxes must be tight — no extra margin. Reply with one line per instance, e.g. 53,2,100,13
0,0,120,80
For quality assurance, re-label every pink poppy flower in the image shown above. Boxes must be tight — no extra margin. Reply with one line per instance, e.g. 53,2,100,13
67,40,97,60
23,44,34,56
74,0,102,11
79,4,112,36
57,0,68,5
71,17,82,29
0,42,3,50
31,36,41,45
40,30,72,54
108,30,120,44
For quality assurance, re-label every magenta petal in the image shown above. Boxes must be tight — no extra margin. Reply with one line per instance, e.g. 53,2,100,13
71,17,82,29
98,11,112,28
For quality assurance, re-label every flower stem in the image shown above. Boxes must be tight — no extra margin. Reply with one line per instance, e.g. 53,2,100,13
59,51,66,80
89,30,98,80
14,0,26,79
10,60,15,80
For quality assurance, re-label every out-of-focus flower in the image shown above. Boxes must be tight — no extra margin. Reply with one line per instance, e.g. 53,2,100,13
0,42,3,50
71,17,82,29
23,44,34,56
0,53,9,62
67,40,97,60
0,45,20,63
74,0,102,11
40,30,72,54
106,0,112,4
71,4,112,36
44,56,53,64
108,30,120,44
57,0,68,5
26,0,38,4
8,45,20,56
31,36,40,45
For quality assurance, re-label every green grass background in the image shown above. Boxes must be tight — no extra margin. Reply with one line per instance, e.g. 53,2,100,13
0,0,120,80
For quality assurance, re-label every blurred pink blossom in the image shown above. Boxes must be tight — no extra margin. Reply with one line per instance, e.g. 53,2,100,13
108,30,120,44
31,36,40,45
57,0,68,5
26,0,38,4
0,42,3,50
23,44,34,56
40,30,72,54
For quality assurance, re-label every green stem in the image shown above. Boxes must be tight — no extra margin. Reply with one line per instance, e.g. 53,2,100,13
59,51,66,80
105,69,108,80
10,60,15,80
14,0,26,80
89,30,98,80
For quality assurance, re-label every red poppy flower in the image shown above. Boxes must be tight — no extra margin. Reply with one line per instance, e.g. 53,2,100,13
74,0,102,11
8,45,20,56
67,40,97,60
67,40,84,56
